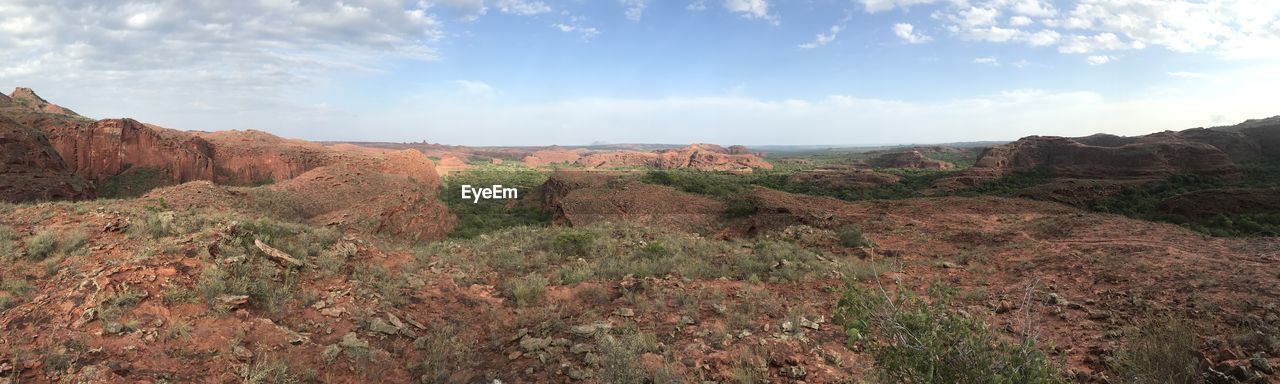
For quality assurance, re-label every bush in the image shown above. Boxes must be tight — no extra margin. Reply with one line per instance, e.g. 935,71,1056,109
0,277,35,313
438,164,551,239
0,225,17,261
23,230,59,260
838,227,873,248
834,283,1064,384
505,273,549,307
551,231,596,257
1107,318,1201,384
415,325,469,384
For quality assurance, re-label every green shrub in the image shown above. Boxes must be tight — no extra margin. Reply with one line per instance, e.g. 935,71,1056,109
834,283,1064,384
23,230,59,260
551,231,597,257
0,225,17,261
438,164,551,239
596,331,663,384
415,325,469,384
723,199,758,218
0,277,35,313
505,273,549,307
97,167,171,198
1107,318,1201,384
838,227,873,248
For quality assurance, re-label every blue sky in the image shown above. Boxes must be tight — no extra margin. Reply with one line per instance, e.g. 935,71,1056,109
1,0,1278,145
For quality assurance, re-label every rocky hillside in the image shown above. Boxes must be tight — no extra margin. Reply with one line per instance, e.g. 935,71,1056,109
0,87,456,240
0,114,94,202
865,150,955,170
576,144,772,173
935,127,1264,189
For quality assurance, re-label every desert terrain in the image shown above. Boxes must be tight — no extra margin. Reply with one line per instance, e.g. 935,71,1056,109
2,88,1279,383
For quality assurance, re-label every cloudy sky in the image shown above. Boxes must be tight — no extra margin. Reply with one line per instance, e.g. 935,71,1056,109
1,0,1278,145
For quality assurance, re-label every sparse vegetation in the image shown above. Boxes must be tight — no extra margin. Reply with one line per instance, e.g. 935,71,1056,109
834,283,1064,383
97,166,172,198
505,272,549,307
240,358,317,384
1106,318,1201,384
837,226,873,248
0,276,35,313
414,325,469,384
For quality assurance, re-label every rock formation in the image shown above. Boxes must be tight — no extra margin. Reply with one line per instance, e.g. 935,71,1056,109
540,170,724,232
8,87,81,116
865,150,954,170
0,115,94,202
38,118,217,183
577,144,772,173
522,147,586,167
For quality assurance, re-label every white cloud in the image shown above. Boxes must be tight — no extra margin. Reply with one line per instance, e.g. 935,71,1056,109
799,25,843,49
687,0,709,11
0,1,443,95
1058,33,1134,54
1026,29,1061,46
931,0,1280,59
494,0,551,15
1010,0,1057,17
723,0,778,24
974,56,1000,65
552,23,601,40
620,0,650,21
1086,55,1112,65
893,23,932,44
956,7,1000,27
858,0,938,13
965,26,1021,42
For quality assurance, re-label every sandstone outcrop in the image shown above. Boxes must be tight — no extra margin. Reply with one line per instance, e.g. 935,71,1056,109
865,150,954,170
8,87,81,117
577,144,772,173
539,170,724,232
39,118,217,183
970,135,1239,180
522,147,585,167
1215,116,1280,160
0,115,94,202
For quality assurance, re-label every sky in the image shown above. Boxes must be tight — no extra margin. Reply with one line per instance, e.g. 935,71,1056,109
1,0,1278,146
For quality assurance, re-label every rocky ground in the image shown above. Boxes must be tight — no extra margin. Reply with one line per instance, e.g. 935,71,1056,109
2,89,1280,383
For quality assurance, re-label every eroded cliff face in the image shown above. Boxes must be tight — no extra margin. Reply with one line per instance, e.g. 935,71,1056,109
38,118,217,183
968,135,1240,180
0,115,94,202
575,144,772,173
195,130,335,185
